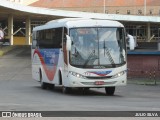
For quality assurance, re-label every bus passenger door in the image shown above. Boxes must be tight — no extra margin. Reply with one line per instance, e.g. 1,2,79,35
62,28,68,81
32,32,40,81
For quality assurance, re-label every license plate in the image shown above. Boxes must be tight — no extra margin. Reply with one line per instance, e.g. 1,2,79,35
94,81,105,85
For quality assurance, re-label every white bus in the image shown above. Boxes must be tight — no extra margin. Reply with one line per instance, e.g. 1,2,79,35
32,18,127,95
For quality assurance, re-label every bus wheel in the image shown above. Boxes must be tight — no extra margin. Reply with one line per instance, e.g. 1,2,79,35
78,88,89,94
48,84,55,90
59,71,62,85
105,87,115,96
39,69,47,89
40,81,48,89
84,87,90,91
62,87,71,94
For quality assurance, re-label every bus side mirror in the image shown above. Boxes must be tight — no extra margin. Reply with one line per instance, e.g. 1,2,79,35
66,35,71,51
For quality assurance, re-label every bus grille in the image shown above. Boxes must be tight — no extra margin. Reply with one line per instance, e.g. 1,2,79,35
86,76,112,79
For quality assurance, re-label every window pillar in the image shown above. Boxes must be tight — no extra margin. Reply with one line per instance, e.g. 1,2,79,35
8,14,13,45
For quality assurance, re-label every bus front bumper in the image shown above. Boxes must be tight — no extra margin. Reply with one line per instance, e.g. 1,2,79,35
67,73,127,88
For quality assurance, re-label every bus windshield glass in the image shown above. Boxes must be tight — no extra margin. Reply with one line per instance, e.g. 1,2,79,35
69,27,126,68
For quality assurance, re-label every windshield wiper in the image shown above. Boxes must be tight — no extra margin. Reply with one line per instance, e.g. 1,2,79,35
103,40,116,67
83,50,98,67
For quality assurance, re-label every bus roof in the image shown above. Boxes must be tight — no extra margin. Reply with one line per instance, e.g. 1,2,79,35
33,18,124,31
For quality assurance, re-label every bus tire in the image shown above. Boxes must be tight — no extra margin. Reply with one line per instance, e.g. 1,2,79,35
41,82,48,89
39,69,47,89
78,87,89,94
62,87,71,94
84,87,90,91
59,71,62,85
48,84,55,90
105,87,115,96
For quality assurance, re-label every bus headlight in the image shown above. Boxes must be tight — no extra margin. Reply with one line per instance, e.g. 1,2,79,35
69,71,86,79
112,71,126,78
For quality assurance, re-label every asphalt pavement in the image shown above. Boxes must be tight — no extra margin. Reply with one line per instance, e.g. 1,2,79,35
0,46,160,119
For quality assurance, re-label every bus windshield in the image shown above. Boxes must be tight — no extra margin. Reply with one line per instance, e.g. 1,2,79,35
69,27,126,68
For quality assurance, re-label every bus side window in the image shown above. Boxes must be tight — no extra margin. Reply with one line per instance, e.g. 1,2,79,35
35,28,66,49
55,28,63,48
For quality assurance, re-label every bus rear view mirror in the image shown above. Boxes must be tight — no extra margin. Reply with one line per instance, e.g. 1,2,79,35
66,35,71,51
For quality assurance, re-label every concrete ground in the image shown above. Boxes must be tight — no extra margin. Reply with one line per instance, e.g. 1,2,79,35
0,44,16,56
0,46,160,120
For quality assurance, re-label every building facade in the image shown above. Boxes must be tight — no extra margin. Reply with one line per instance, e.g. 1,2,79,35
6,0,38,5
29,0,160,43
3,0,160,44
6,0,160,16
27,0,160,16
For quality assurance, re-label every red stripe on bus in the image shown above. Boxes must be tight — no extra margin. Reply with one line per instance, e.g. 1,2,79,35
33,49,57,81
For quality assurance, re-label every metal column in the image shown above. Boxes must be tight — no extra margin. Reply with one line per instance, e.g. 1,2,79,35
147,23,151,42
8,14,13,45
26,17,31,45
